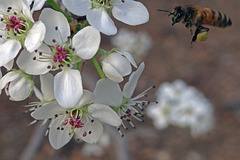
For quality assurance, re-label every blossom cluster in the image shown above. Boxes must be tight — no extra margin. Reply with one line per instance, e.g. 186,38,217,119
0,0,151,149
147,79,214,137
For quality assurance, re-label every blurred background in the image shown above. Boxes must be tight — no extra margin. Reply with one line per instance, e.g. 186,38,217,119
1,0,240,159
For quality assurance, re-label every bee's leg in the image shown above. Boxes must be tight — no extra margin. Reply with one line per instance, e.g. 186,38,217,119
191,28,200,44
185,20,193,33
191,26,209,44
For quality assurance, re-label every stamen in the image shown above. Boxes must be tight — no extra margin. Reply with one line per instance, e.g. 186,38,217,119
28,120,37,126
127,119,136,129
118,127,124,137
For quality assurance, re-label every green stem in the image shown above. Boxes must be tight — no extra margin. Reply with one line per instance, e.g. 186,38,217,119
91,57,106,79
97,48,108,57
47,0,72,22
76,62,81,71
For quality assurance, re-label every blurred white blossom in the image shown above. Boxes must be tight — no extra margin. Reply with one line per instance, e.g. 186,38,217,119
147,79,214,137
81,132,111,157
111,28,152,62
62,0,149,35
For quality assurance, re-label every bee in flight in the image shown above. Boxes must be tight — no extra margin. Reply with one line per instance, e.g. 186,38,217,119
158,5,232,43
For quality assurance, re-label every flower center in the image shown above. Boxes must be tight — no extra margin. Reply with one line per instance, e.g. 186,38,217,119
53,45,68,63
6,16,24,31
64,114,84,129
0,7,33,44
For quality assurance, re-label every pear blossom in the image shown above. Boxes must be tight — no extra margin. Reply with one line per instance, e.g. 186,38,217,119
0,69,34,101
94,63,154,135
62,0,149,35
17,8,101,108
0,0,46,67
146,80,214,137
102,51,137,83
30,90,121,149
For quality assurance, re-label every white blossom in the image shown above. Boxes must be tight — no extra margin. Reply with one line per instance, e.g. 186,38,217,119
0,0,46,67
102,51,137,83
94,63,154,135
0,69,34,101
62,0,149,35
17,8,101,108
30,90,121,149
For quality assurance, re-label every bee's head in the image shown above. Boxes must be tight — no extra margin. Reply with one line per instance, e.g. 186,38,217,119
172,6,185,25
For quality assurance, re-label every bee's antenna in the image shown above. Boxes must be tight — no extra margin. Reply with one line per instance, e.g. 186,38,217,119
157,9,173,16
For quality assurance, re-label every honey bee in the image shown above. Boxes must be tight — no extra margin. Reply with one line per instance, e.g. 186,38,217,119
158,5,232,43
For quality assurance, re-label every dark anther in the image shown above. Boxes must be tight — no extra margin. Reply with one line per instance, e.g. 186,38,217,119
55,26,58,30
57,127,60,130
88,131,92,134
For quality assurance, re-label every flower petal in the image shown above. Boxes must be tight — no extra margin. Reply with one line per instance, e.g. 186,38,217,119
40,73,55,101
62,0,91,16
119,51,137,68
4,59,14,70
39,8,70,45
102,61,123,83
17,44,52,75
31,102,64,120
31,0,46,12
33,86,43,101
87,8,117,35
112,0,149,25
54,69,83,108
78,90,94,107
0,39,21,67
103,52,132,76
9,75,33,101
0,71,20,89
75,119,103,144
24,21,46,52
123,62,145,98
72,26,100,59
88,103,122,127
94,78,122,106
49,116,73,149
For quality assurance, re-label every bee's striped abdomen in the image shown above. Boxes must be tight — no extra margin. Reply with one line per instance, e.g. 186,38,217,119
200,8,232,27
